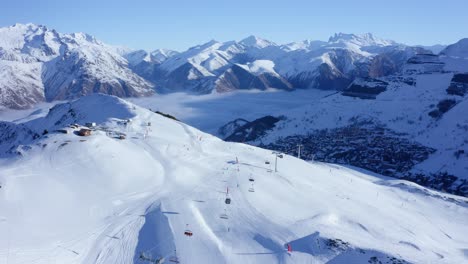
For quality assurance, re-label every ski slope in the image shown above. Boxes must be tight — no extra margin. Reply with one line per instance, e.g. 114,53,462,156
0,94,467,264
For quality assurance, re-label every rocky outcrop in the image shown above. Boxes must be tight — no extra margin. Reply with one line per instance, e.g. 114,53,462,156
342,78,388,99
224,115,283,142
447,73,468,96
217,118,249,138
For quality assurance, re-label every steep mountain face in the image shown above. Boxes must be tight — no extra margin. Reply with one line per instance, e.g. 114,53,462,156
278,39,425,90
416,44,447,54
0,23,455,110
214,62,292,92
127,33,425,94
440,38,468,58
217,118,249,138
1,94,467,264
0,23,153,109
219,47,468,197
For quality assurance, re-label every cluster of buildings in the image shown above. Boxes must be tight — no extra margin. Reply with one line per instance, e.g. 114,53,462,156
261,125,435,177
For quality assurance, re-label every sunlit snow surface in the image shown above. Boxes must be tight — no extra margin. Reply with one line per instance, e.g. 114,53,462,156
0,94,467,264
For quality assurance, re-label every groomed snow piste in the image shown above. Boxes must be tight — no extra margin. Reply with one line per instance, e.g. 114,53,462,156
0,94,467,264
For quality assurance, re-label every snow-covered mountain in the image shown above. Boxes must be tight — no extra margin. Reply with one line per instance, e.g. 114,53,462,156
127,32,427,93
0,94,467,264
2,23,465,196
440,38,468,58
216,44,468,197
0,23,458,110
416,44,447,55
0,23,153,109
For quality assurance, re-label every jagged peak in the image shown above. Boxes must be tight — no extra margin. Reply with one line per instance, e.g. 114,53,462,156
328,32,396,47
187,39,221,51
10,23,47,31
151,48,179,57
239,35,276,48
282,39,327,51
1,23,100,47
1,23,52,38
124,49,151,65
66,32,99,44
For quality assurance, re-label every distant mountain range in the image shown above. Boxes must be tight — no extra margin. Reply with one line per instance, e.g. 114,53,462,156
1,23,467,197
2,23,466,109
216,45,468,197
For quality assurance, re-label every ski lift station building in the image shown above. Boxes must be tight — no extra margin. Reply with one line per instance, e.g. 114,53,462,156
78,128,92,136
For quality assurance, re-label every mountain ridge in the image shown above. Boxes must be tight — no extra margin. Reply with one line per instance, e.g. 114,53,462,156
2,23,462,109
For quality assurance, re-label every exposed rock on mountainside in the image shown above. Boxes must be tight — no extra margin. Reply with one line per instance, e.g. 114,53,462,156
219,48,468,197
0,23,455,109
214,64,292,92
447,73,468,96
225,115,283,142
0,23,153,109
127,32,426,93
342,78,388,99
217,118,249,138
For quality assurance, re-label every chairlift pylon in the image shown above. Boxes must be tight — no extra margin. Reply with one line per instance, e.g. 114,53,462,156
169,250,180,263
225,186,231,204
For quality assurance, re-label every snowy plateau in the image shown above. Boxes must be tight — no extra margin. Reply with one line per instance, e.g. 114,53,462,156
0,23,468,264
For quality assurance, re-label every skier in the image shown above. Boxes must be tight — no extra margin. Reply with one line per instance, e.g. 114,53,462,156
287,243,292,255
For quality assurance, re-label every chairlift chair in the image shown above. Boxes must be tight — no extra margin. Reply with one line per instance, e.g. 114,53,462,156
220,213,229,219
225,197,231,204
248,184,255,192
265,161,270,164
169,251,180,263
248,173,255,182
184,224,193,237
220,209,229,219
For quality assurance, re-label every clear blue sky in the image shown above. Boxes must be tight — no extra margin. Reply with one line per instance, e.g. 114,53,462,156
2,0,467,51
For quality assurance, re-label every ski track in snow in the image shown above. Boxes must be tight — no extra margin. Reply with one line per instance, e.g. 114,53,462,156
0,94,467,264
